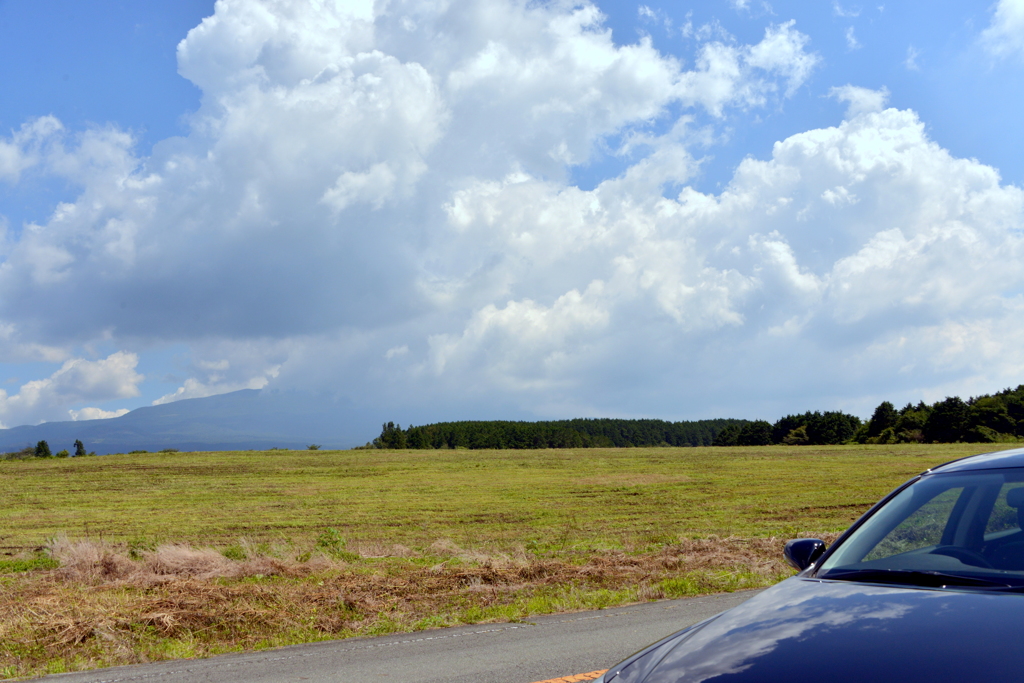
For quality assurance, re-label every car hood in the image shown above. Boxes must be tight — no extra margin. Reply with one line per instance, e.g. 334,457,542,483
615,576,1024,683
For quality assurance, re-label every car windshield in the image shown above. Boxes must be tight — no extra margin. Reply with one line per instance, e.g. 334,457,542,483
817,467,1024,589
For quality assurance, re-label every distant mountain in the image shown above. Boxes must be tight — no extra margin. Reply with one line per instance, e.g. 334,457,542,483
0,390,381,454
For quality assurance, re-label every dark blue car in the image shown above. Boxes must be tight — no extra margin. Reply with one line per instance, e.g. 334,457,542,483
595,447,1024,682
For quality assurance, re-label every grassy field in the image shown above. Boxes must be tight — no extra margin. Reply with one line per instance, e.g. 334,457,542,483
0,443,998,551
0,443,1011,679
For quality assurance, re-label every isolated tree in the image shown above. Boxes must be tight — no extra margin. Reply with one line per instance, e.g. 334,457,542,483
34,440,51,458
74,439,86,457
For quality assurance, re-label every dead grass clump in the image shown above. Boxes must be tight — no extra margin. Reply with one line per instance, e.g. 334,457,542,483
143,544,232,579
349,540,418,558
296,554,334,573
427,538,462,555
654,533,842,576
141,544,311,580
425,539,531,569
657,536,785,574
49,536,135,582
43,536,325,586
233,555,304,578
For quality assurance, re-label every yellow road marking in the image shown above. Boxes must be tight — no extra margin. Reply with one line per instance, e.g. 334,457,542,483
530,670,608,683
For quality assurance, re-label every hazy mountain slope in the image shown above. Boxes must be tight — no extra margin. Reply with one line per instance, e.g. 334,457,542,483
0,390,380,454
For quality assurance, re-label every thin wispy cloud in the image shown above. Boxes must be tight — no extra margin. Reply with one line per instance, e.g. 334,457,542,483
846,26,862,50
638,5,672,32
833,2,862,18
905,45,921,70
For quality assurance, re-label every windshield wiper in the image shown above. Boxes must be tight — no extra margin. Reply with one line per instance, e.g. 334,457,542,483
819,568,1018,590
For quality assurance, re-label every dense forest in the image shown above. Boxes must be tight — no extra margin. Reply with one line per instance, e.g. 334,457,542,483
372,417,744,449
711,410,861,447
374,384,1024,449
855,384,1024,444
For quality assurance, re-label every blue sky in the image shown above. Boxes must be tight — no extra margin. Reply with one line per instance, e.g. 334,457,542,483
1,0,1023,429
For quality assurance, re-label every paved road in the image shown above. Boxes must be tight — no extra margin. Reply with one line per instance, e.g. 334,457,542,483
42,591,761,683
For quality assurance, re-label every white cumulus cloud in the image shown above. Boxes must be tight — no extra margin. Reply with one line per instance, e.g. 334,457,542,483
69,407,131,421
0,352,143,427
829,84,889,117
0,0,1022,426
0,117,63,183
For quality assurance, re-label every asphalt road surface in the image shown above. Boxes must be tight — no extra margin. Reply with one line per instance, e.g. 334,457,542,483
41,590,762,683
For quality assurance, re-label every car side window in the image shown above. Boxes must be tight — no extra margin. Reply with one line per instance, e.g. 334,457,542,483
986,485,1023,535
864,487,965,561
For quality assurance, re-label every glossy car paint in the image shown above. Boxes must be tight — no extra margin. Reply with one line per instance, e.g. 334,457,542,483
596,447,1024,683
606,577,1024,682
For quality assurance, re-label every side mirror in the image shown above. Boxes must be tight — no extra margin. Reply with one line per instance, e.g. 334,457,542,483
784,538,827,571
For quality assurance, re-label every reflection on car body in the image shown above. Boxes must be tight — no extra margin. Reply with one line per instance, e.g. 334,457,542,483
594,447,1024,683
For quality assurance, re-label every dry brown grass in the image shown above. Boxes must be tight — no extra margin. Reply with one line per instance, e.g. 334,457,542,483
348,540,418,559
0,533,805,680
46,536,331,585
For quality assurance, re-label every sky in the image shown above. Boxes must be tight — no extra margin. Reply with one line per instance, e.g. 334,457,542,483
1,0,1024,429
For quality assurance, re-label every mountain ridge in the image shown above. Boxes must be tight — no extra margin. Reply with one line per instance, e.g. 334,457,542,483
0,390,379,454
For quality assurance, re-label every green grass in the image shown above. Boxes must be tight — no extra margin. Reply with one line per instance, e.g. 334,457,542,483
1,443,1015,680
0,556,57,573
0,444,1007,553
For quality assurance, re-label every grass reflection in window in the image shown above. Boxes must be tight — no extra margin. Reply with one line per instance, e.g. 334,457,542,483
865,488,964,561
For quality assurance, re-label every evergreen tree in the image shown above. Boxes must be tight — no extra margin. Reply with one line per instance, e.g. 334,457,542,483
34,440,51,458
373,422,408,449
712,424,742,447
866,401,898,438
74,439,86,457
736,420,773,446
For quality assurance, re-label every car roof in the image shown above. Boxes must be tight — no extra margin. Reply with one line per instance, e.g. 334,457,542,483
929,447,1024,473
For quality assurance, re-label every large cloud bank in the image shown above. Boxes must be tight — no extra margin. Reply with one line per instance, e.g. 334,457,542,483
1,0,1023,426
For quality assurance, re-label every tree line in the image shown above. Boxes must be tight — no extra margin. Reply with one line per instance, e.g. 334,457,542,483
372,417,746,449
855,384,1024,444
711,411,861,446
710,385,1024,446
373,384,1024,449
